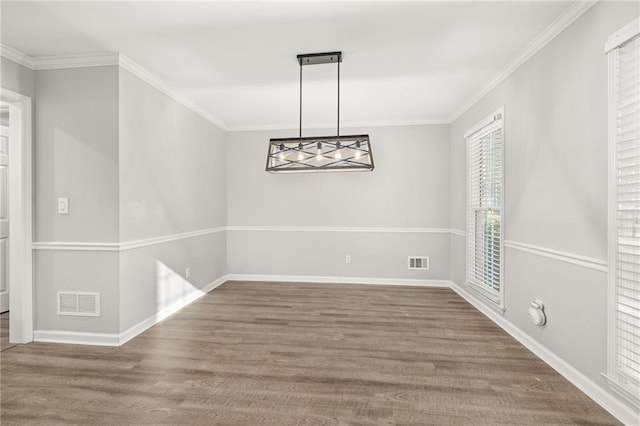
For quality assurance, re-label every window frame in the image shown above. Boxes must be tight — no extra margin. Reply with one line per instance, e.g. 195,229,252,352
605,16,640,409
465,107,505,310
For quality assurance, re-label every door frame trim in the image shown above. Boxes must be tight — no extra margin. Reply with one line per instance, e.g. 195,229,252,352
0,123,8,312
1,87,33,343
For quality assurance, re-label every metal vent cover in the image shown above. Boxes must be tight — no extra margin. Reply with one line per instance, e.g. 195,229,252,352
408,256,430,270
57,291,100,317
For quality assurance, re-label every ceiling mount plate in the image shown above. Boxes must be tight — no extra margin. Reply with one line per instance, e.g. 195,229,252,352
297,51,342,66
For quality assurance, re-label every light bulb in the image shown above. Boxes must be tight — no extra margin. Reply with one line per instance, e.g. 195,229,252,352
297,151,304,161
316,142,323,161
279,152,285,161
354,141,362,160
334,142,342,160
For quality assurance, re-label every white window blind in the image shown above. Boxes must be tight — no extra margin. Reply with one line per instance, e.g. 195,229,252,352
466,108,504,306
607,21,640,408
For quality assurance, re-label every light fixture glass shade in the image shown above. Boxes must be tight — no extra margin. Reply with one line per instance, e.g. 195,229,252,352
266,135,374,173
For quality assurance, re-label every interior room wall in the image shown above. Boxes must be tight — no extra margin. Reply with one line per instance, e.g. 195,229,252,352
34,66,120,333
23,62,228,339
36,67,120,243
1,57,35,98
4,5,638,420
226,125,451,282
118,68,227,333
449,0,639,417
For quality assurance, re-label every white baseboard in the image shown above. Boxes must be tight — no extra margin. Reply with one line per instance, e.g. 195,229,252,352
225,273,451,287
118,275,227,345
34,275,228,348
34,329,121,346
449,282,639,426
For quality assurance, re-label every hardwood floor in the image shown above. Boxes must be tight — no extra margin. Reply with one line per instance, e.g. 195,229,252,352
0,281,620,425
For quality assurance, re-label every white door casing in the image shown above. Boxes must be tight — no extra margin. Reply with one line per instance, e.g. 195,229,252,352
0,124,8,313
1,88,33,344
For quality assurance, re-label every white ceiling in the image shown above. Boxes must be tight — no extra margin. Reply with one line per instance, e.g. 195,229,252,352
1,1,574,130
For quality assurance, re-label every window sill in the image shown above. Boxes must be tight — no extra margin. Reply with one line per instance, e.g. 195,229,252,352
464,282,506,314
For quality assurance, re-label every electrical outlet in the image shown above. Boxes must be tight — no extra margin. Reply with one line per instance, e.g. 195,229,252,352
345,255,351,264
185,267,191,279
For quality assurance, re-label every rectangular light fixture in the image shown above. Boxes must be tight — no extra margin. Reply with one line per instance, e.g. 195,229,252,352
266,134,374,173
266,51,374,173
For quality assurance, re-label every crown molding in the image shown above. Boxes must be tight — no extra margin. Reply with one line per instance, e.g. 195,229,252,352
1,44,35,69
447,0,598,123
33,53,120,70
118,54,227,130
0,45,228,130
226,118,451,132
0,46,121,71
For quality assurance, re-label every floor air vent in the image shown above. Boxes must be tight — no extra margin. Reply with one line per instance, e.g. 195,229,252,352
57,292,100,317
408,256,430,270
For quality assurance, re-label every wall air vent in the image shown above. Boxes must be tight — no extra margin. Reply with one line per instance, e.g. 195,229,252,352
57,291,100,317
408,256,430,270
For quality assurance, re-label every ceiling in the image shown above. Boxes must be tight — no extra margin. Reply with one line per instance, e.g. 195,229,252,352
1,1,575,130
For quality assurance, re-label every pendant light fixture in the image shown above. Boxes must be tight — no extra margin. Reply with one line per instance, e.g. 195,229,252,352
266,52,374,173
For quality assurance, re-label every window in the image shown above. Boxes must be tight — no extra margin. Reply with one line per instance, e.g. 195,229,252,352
465,107,504,308
606,17,640,408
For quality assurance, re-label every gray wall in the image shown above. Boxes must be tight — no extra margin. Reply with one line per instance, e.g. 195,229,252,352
227,125,450,280
449,0,639,413
31,65,228,334
118,68,227,332
1,57,35,98
118,69,227,242
35,251,119,333
34,66,120,333
36,67,120,243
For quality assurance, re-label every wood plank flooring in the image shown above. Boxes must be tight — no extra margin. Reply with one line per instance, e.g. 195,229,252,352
0,281,620,425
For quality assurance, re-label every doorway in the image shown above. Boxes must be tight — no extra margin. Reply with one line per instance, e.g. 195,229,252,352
0,105,11,351
1,107,8,314
0,88,33,345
